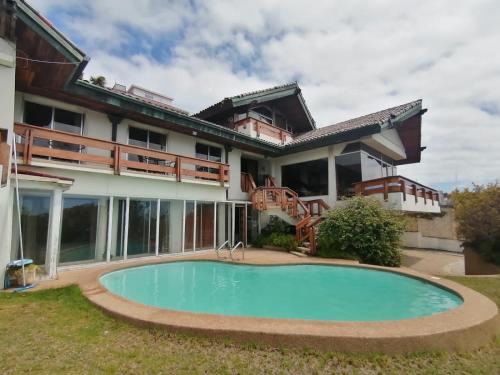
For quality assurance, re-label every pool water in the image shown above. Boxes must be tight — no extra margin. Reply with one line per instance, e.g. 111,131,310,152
100,261,463,321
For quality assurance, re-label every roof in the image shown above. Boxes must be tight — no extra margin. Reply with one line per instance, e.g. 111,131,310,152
88,82,189,115
291,100,422,145
195,82,316,131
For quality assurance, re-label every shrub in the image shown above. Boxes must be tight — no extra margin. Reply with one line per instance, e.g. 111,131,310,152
252,233,298,251
451,183,500,265
317,197,406,267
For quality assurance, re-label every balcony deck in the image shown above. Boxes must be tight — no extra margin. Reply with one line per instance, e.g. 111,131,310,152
14,123,230,186
234,116,293,145
354,176,440,213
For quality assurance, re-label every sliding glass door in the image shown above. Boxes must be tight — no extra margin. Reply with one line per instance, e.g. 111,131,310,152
11,193,50,271
59,197,108,264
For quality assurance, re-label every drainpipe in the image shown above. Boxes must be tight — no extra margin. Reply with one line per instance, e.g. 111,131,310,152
107,114,123,158
224,144,233,201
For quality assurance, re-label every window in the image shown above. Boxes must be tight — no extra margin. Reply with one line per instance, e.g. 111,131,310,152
59,197,108,264
128,126,167,165
281,159,329,197
195,143,222,175
24,101,83,152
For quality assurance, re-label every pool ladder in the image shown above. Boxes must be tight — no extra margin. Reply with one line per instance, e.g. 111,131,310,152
230,241,245,260
215,240,245,260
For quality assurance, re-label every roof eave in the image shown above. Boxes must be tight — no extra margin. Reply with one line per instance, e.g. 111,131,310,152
68,81,282,155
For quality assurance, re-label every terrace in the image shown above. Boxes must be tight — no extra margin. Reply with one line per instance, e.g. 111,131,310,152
13,123,230,186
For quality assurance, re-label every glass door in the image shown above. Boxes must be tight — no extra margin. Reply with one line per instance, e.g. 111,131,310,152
11,193,51,271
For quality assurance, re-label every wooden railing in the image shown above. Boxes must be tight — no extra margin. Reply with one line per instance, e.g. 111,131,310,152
303,199,330,216
234,117,293,145
240,172,257,193
248,175,330,254
14,123,230,185
353,176,439,204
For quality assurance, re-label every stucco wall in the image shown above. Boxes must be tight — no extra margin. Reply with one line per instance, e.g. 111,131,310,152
0,38,16,287
402,207,462,252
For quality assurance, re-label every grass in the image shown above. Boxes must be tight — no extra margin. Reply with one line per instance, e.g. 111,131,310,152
0,278,498,374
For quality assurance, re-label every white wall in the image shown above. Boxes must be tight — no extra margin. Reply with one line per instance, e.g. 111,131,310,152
0,37,16,287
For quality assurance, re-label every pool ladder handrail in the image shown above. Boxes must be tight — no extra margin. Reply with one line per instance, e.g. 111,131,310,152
215,240,230,258
230,241,245,260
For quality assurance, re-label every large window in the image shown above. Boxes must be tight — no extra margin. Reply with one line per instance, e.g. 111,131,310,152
59,197,108,264
127,200,157,258
24,101,83,152
335,143,397,198
281,159,328,197
195,143,222,175
196,202,215,250
128,126,167,165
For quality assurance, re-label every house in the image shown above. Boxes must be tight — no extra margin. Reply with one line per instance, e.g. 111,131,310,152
0,0,440,285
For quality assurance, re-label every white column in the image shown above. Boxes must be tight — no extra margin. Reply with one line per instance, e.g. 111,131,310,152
244,203,248,246
155,199,160,256
193,201,197,252
213,201,217,249
47,189,63,279
123,197,130,260
181,200,186,253
328,145,338,207
106,196,113,262
231,202,235,247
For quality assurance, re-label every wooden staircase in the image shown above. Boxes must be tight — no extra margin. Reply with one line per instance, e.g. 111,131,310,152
242,173,329,254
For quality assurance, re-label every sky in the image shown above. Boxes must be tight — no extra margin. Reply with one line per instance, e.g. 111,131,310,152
29,0,500,191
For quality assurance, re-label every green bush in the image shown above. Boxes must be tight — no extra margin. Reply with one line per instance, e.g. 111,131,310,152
317,197,406,267
252,233,298,251
451,183,500,265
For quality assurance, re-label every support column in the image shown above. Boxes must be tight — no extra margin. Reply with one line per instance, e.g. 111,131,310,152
181,200,186,253
106,196,113,262
328,145,339,207
213,201,217,249
47,189,63,279
193,200,197,252
231,202,235,247
123,197,129,260
155,198,160,256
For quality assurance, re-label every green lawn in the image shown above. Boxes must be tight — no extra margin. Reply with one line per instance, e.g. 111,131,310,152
0,277,498,375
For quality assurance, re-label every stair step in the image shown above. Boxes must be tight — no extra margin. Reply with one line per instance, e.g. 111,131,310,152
291,250,309,257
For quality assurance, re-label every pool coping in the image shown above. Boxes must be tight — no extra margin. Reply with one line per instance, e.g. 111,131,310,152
76,251,499,353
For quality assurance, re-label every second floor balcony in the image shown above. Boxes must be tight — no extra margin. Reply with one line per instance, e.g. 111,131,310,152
13,123,230,186
234,112,294,146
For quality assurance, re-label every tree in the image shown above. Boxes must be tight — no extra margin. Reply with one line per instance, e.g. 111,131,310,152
90,75,106,87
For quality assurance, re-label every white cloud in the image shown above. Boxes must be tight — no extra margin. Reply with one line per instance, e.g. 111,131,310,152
27,0,500,188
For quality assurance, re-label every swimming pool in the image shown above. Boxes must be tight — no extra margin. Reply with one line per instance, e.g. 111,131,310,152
100,261,462,321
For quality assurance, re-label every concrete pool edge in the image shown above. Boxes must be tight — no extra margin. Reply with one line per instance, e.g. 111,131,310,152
77,251,499,353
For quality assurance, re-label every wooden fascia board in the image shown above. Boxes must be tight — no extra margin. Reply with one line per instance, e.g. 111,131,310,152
68,81,281,155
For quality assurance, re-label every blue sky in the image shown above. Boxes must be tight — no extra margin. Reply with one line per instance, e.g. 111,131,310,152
30,0,500,191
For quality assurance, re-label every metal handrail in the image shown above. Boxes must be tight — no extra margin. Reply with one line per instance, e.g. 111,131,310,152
215,240,230,258
230,241,245,260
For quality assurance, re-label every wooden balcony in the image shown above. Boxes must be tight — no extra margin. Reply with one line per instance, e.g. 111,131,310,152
234,117,293,145
14,123,230,185
353,176,440,213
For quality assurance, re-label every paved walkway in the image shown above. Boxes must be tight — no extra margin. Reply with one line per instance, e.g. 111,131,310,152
402,248,465,276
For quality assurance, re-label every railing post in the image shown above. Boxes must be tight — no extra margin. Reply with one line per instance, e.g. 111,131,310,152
219,165,225,187
113,145,121,175
401,179,406,201
423,188,427,205
23,129,33,165
176,156,181,182
413,184,418,203
383,180,389,201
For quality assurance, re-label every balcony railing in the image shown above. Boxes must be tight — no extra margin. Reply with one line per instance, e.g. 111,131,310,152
234,117,293,145
353,176,439,204
14,123,230,185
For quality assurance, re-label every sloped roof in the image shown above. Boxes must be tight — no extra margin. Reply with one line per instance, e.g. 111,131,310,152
195,82,316,131
291,99,422,145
